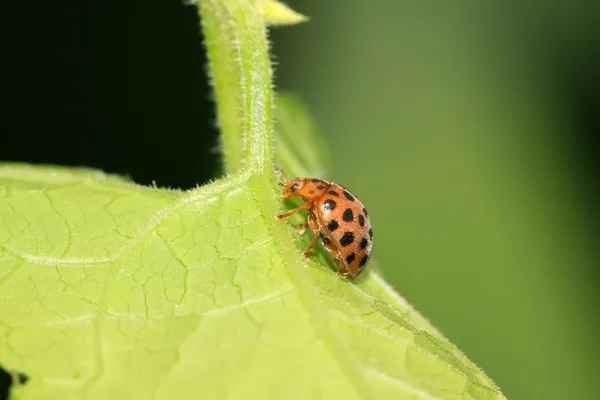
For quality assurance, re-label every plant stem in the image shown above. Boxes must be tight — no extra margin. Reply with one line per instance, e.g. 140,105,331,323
197,0,274,176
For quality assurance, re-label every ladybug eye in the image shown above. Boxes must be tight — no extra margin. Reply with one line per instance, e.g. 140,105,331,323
290,183,299,192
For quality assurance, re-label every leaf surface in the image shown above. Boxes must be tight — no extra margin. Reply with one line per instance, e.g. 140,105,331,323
0,163,504,400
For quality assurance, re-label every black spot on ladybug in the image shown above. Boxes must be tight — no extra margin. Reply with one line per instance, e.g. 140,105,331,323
346,253,356,264
317,184,325,190
362,207,368,216
360,237,368,249
369,228,373,239
327,220,339,231
324,199,336,211
291,183,299,192
309,190,315,194
339,231,355,247
312,178,321,183
342,208,354,222
358,214,365,227
343,191,355,201
327,190,339,197
320,233,331,244
359,255,369,267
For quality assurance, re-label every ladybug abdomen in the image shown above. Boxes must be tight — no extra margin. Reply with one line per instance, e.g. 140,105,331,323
315,184,373,274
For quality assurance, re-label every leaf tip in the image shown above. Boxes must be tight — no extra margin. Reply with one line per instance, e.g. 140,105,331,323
262,0,309,25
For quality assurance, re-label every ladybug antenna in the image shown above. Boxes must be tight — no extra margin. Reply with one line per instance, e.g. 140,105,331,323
279,168,288,181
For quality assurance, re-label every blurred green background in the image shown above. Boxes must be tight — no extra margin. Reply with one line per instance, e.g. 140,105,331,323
272,1,600,399
1,0,598,399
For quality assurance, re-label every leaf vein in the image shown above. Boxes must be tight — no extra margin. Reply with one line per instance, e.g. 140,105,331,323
1,173,252,267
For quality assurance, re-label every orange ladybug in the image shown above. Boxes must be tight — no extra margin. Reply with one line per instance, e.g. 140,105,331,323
276,172,373,277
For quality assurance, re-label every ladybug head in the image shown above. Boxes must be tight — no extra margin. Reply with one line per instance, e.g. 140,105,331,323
279,178,306,200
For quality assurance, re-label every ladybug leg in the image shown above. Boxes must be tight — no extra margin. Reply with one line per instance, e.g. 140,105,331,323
302,235,320,258
302,213,321,257
296,219,309,235
329,246,353,276
296,209,314,235
276,200,311,220
320,237,353,277
337,262,354,277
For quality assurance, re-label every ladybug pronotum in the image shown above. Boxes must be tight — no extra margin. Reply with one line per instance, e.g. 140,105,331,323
276,172,373,277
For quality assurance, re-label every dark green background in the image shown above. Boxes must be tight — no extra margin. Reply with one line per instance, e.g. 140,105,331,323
1,1,598,399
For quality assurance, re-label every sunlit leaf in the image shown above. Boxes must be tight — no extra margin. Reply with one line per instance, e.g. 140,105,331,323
0,163,504,399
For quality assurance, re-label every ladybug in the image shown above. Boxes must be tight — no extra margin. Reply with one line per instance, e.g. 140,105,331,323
276,171,373,277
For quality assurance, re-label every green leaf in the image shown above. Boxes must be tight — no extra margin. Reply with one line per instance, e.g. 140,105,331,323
0,1,506,399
